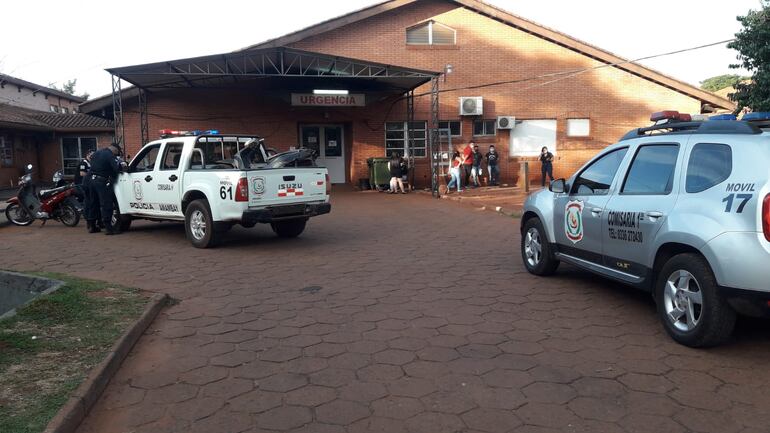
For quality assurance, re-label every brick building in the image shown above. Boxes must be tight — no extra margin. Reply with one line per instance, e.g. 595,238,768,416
81,0,732,187
0,103,113,187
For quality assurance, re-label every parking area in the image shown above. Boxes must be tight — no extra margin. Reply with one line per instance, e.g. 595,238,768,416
1,190,769,433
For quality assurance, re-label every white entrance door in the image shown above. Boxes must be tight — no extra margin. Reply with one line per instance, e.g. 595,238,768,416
300,125,345,184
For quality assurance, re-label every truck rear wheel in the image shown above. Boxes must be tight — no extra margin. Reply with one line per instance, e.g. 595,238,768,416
185,199,219,248
271,218,307,238
656,253,735,347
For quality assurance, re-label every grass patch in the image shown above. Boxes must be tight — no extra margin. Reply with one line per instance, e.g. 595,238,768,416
0,273,149,433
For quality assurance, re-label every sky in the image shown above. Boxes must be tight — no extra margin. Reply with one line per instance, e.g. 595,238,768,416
0,0,761,99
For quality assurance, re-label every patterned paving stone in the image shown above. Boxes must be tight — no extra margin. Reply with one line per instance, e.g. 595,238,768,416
3,191,764,433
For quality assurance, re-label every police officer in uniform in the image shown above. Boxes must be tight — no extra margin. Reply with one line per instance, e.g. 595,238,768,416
78,150,98,232
87,143,123,235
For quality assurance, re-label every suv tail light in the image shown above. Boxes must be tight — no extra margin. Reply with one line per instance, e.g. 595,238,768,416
325,174,331,195
763,194,770,242
235,177,249,202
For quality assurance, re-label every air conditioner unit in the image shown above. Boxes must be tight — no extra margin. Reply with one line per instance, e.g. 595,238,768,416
459,97,483,116
497,116,515,130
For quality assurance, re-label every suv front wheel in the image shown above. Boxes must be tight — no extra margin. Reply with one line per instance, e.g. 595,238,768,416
521,217,559,276
656,253,736,347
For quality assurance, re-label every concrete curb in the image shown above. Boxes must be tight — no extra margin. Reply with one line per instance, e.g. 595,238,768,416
43,293,170,433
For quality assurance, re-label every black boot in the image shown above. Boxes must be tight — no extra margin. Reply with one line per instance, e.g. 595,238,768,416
87,220,100,233
104,221,121,235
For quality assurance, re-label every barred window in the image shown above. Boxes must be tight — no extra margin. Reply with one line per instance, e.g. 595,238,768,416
385,121,427,157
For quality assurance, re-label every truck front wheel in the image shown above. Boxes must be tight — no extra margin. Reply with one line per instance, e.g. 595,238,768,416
271,218,307,238
185,199,219,248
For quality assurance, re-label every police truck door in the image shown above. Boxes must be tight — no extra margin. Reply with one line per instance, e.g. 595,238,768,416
602,142,682,279
150,142,184,218
120,143,161,217
553,147,629,265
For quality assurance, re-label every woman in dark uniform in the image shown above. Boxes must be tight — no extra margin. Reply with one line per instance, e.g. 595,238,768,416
540,146,555,187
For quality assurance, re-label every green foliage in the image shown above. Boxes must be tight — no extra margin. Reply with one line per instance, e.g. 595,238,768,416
48,78,89,100
700,74,748,92
728,1,770,112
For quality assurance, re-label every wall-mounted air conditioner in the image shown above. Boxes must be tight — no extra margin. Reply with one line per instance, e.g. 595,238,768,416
497,116,515,129
459,97,483,116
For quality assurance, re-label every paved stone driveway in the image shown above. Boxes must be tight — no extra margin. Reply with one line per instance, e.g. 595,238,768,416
1,190,770,433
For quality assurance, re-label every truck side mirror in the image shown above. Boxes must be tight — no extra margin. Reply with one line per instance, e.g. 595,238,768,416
550,178,567,194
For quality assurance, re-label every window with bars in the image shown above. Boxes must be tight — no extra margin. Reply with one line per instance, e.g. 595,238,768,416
406,21,456,45
473,119,496,136
438,120,462,137
61,137,97,176
385,121,427,157
0,136,12,166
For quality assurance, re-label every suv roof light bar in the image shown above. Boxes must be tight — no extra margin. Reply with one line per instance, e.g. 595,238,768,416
620,120,762,141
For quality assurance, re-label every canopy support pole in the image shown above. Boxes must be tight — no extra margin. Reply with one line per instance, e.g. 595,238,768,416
430,76,440,198
139,89,148,148
406,89,415,188
111,74,125,154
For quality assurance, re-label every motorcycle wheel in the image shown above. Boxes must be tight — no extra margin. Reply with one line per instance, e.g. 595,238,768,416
59,202,80,227
5,203,34,226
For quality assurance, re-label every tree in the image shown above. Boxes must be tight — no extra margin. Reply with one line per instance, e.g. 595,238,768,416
49,78,89,100
728,1,770,112
700,74,748,92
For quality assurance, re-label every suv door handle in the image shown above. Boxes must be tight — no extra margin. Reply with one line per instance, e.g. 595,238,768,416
169,175,178,182
591,207,603,215
144,175,153,182
646,211,664,219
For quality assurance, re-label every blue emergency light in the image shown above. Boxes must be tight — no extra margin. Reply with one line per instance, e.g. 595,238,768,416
742,112,770,121
709,114,737,121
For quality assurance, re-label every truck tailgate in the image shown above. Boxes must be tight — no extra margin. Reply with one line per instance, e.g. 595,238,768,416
248,168,327,207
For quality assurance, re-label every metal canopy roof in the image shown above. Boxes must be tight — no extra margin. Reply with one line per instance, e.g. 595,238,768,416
106,47,439,94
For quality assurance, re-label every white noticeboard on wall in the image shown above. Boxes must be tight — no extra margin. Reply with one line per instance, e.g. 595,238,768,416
510,119,557,157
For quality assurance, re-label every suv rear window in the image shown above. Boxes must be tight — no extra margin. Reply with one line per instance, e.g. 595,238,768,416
686,143,732,193
622,144,679,195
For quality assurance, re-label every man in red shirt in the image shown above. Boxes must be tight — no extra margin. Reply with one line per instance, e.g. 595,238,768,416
461,141,474,187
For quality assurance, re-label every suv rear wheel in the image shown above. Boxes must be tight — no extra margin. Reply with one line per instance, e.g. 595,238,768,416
656,253,735,347
521,217,559,276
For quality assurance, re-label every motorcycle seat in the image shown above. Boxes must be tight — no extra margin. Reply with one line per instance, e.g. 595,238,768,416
39,185,70,199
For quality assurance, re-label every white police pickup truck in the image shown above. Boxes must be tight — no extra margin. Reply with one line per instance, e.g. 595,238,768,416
113,131,330,248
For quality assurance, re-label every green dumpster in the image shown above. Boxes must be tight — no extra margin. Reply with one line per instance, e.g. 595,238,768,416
367,157,391,191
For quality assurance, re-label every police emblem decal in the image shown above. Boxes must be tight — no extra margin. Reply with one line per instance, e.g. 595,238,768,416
251,177,265,195
565,200,584,243
133,180,143,201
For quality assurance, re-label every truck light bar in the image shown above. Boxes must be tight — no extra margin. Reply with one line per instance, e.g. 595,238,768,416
159,129,220,137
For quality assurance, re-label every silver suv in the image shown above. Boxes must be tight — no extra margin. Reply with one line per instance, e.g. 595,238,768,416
520,111,770,347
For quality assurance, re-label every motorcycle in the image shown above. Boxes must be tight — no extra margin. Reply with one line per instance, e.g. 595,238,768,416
4,164,81,227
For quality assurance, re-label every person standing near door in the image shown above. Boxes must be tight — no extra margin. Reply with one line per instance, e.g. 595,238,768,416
88,143,123,235
540,146,555,187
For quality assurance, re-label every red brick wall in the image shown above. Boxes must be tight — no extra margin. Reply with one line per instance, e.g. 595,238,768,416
116,0,701,187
